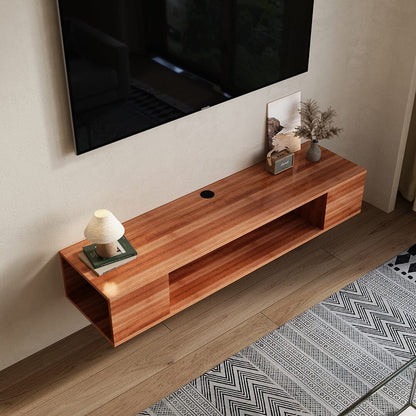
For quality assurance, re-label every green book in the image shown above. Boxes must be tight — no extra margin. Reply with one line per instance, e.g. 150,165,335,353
83,235,137,268
79,252,136,276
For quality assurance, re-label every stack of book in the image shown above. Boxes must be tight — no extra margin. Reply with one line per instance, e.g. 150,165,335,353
78,235,137,276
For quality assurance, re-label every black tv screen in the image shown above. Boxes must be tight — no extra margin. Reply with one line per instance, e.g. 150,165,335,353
57,0,314,154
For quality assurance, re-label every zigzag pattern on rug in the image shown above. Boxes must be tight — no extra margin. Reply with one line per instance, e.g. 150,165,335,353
193,355,310,416
323,279,416,359
140,246,416,416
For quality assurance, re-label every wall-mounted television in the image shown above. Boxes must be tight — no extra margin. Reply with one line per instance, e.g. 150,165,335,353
57,0,314,154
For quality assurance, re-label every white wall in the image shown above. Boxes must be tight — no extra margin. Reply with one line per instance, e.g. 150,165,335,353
1,0,416,370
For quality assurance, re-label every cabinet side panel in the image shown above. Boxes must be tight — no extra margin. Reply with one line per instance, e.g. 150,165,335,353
110,275,170,345
324,173,366,229
295,194,327,229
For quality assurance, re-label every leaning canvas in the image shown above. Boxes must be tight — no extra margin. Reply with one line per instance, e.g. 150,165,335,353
267,92,301,152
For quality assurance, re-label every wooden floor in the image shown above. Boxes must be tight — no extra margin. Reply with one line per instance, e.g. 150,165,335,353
1,197,416,416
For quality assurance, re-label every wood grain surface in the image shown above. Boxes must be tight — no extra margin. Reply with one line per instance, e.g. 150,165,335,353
59,143,366,345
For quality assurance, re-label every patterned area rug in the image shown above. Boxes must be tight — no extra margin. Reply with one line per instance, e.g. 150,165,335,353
139,245,416,415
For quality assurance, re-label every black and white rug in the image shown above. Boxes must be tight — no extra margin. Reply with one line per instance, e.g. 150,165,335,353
139,245,416,415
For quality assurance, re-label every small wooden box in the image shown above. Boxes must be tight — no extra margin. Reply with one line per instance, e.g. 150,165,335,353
266,149,294,175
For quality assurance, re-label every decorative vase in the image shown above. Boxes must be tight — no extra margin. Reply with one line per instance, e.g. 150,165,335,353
306,140,321,162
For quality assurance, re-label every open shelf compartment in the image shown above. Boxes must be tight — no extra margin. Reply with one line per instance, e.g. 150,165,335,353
169,194,327,314
60,258,114,343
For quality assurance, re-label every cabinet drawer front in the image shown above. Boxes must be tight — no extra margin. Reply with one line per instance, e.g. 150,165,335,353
111,275,170,345
324,173,366,229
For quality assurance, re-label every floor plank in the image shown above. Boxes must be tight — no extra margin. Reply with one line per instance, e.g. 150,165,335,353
0,325,101,393
0,324,170,415
0,197,414,416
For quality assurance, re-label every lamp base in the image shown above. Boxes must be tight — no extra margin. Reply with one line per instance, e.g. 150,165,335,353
95,242,118,258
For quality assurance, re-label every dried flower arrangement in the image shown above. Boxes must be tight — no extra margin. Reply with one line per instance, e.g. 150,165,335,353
294,99,342,142
294,99,342,162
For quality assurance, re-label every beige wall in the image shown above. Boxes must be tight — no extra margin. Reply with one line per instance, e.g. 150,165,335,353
1,0,416,370
399,84,416,206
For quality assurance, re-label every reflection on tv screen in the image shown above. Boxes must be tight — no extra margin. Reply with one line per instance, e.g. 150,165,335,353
57,0,314,154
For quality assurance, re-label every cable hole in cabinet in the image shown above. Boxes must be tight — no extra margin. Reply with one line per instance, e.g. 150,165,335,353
200,190,215,199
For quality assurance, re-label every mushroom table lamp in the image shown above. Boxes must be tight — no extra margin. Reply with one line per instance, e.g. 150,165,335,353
84,209,125,258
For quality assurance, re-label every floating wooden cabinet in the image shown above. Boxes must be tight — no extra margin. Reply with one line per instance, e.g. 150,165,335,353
59,144,366,346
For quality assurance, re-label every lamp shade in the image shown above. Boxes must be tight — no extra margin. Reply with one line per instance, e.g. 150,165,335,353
84,209,125,244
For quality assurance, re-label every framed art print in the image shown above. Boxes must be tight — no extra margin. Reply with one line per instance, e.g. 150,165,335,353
267,92,301,152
